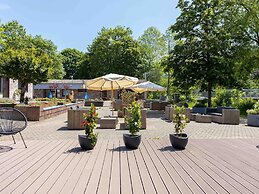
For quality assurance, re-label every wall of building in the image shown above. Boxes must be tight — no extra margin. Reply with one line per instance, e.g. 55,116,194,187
9,79,33,100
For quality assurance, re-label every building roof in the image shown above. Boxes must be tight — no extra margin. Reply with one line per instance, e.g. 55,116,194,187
34,79,145,90
34,79,86,90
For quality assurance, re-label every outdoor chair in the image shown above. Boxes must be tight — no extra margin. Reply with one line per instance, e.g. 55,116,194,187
0,107,27,148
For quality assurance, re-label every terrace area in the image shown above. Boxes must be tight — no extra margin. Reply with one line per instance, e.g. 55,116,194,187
1,108,259,194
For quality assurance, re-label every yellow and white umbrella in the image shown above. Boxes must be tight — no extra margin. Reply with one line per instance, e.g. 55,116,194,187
85,73,138,114
129,81,166,93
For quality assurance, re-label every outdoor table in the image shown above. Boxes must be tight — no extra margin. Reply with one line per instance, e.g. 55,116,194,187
100,117,117,129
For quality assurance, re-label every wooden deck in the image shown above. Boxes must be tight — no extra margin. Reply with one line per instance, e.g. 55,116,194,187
0,138,259,194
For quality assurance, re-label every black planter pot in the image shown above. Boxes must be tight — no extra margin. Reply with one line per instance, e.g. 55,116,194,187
78,135,96,150
169,133,188,150
123,134,141,149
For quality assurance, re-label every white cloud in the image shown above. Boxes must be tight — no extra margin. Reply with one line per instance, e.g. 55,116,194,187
0,3,10,10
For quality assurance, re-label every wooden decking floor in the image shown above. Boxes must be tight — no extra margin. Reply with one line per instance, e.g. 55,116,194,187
0,138,259,194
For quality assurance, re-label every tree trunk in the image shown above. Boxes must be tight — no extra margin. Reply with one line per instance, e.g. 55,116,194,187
167,71,170,96
20,82,26,103
207,81,212,107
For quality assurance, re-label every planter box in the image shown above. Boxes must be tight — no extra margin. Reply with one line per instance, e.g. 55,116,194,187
16,101,84,121
0,103,16,108
68,107,91,129
150,101,169,110
166,106,191,122
247,114,259,127
85,101,104,107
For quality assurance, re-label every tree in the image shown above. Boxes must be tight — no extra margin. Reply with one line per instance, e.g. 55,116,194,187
223,0,259,87
170,0,238,107
0,21,64,102
87,26,143,78
76,53,92,79
61,48,84,79
138,27,167,82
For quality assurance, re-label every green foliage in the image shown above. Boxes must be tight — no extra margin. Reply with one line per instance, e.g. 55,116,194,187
237,98,256,115
87,26,143,78
0,98,16,103
212,87,256,115
193,99,208,108
81,103,98,145
173,106,187,134
126,101,142,135
212,88,234,107
220,0,259,87
138,27,167,82
170,0,246,107
246,100,259,114
121,89,135,108
0,21,64,102
60,48,84,79
76,54,92,79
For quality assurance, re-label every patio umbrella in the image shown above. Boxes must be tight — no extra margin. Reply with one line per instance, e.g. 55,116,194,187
129,81,166,93
85,73,138,114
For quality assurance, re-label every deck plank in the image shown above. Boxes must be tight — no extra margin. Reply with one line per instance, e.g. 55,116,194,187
194,139,259,181
0,141,58,191
120,142,133,194
139,141,169,194
156,140,205,194
21,140,76,194
72,140,104,194
188,143,254,194
109,139,121,194
84,140,109,194
159,140,217,194
215,139,259,170
184,145,241,194
96,140,113,194
179,145,233,194
143,140,181,193
150,139,192,194
59,144,93,194
0,138,258,194
127,146,145,194
47,141,88,193
133,142,157,194
2,140,67,194
34,141,79,194
0,140,48,173
190,140,259,193
0,140,39,164
218,139,259,163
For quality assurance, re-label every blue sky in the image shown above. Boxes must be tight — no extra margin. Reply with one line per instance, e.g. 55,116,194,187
0,0,179,52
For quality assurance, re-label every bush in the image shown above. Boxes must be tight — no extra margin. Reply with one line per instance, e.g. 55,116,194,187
193,98,207,107
212,87,233,107
0,98,16,103
247,100,259,114
236,98,256,116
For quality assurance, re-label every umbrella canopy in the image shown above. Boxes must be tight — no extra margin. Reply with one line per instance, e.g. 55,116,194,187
129,81,166,93
85,73,139,115
85,73,138,91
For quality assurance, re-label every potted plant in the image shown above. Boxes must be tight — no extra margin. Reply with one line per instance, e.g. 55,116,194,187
123,101,142,149
79,103,98,150
247,100,259,127
170,105,189,149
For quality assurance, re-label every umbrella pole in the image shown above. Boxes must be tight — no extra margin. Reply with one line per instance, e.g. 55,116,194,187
111,82,114,115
